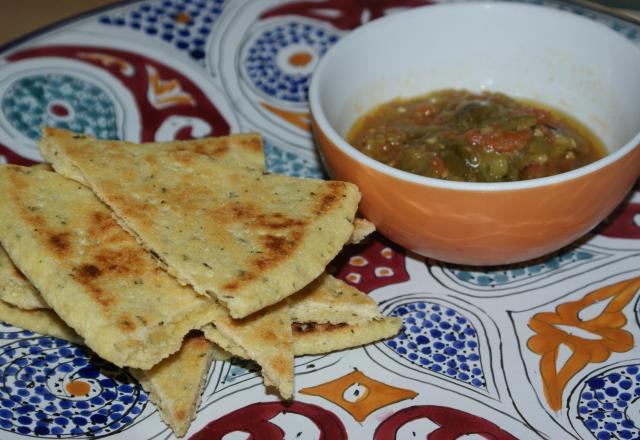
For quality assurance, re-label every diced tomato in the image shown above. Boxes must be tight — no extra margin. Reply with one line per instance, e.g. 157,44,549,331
522,162,545,179
430,156,448,178
463,129,484,145
463,129,531,153
488,130,532,152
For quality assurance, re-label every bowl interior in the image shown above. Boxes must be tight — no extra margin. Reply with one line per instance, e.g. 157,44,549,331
315,2,640,154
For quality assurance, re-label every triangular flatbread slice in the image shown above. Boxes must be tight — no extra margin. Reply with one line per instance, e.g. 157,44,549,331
211,300,294,398
40,132,360,318
0,244,49,310
0,302,227,438
0,164,53,310
0,299,83,344
131,332,219,438
291,318,401,355
349,218,376,244
202,317,401,358
39,128,265,182
289,273,382,325
0,165,221,369
41,128,371,243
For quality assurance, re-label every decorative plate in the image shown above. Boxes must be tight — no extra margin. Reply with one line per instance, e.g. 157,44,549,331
1,1,639,439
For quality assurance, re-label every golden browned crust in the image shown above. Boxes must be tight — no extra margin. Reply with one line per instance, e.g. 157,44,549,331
291,317,401,354
131,332,216,437
0,244,49,309
40,132,360,318
289,273,382,325
0,165,221,369
0,299,83,344
210,300,294,399
204,317,401,358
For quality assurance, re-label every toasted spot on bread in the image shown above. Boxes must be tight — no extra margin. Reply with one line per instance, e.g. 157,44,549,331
47,232,71,255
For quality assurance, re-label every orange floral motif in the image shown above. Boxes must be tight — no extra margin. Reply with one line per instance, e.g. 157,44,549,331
300,370,417,422
261,102,310,132
527,276,639,411
146,65,195,109
78,52,135,76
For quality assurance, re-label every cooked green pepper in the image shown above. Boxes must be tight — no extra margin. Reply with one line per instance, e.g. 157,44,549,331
347,89,606,182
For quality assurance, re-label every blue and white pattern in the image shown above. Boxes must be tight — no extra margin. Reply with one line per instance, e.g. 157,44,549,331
0,323,40,341
1,74,118,141
241,19,341,105
522,0,640,42
385,301,485,388
99,0,227,62
0,336,147,437
576,364,640,440
450,248,597,287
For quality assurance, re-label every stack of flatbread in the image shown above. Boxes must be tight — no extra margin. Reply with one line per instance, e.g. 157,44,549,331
0,128,400,437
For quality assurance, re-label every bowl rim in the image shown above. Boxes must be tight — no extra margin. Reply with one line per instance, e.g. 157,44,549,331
308,1,640,192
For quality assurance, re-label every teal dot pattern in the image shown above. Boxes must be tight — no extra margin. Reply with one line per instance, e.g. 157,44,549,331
577,365,640,440
385,301,485,389
451,249,595,286
264,139,324,178
0,333,147,437
1,74,118,141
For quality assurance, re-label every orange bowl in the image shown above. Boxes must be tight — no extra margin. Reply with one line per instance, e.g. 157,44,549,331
309,3,640,265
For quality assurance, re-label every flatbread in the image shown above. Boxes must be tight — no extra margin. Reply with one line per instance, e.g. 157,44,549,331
0,244,49,310
291,318,401,355
0,304,226,438
40,132,361,318
5,263,379,326
212,300,293,398
39,127,265,182
0,164,53,310
202,317,401,357
131,332,217,438
0,165,221,369
349,218,376,244
0,299,82,344
289,273,382,325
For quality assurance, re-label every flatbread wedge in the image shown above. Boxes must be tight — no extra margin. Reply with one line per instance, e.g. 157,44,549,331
0,164,53,310
131,332,220,438
289,273,382,325
39,127,265,180
40,128,372,243
0,165,221,369
201,317,401,358
39,132,361,318
0,299,83,344
211,300,294,398
291,318,401,355
3,263,380,327
0,244,49,310
349,218,376,244
0,301,228,438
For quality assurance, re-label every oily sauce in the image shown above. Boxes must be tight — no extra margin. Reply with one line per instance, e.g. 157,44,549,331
347,89,606,182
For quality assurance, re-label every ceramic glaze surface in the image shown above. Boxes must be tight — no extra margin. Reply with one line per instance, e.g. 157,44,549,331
0,1,640,439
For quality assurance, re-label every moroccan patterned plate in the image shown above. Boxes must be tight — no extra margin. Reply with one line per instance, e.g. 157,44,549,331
1,1,639,439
